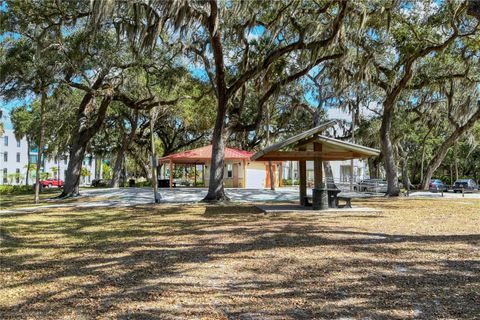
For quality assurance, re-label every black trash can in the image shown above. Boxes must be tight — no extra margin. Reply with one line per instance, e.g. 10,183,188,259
312,188,329,210
128,179,136,187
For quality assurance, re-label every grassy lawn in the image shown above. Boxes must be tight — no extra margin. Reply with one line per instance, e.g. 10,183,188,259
0,189,64,209
0,189,117,210
1,198,479,319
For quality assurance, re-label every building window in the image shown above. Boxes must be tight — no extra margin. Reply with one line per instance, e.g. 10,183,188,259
3,136,8,146
16,152,20,162
226,164,233,178
15,168,20,184
3,152,7,162
30,155,38,164
3,168,7,184
16,139,20,147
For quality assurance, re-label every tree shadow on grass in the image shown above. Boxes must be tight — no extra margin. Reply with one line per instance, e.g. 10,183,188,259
0,204,479,319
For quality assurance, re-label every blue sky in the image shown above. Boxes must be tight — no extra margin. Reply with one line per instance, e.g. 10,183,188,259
1,97,34,130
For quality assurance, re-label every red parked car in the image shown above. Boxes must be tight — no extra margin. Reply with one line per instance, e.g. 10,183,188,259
39,178,64,188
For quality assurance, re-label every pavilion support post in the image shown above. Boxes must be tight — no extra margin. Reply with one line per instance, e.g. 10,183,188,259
194,164,197,187
299,159,307,206
278,162,283,187
314,143,323,189
169,160,173,188
313,142,328,210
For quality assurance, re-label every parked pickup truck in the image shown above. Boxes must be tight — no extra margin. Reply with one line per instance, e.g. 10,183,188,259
38,178,64,188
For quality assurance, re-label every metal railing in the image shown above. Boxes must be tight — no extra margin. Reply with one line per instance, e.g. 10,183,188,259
325,177,387,194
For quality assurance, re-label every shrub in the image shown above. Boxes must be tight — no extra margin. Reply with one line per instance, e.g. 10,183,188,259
0,185,62,195
135,181,152,187
282,179,300,186
91,179,111,188
0,185,34,195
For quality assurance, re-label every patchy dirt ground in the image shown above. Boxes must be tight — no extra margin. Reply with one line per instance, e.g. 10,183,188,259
1,198,479,319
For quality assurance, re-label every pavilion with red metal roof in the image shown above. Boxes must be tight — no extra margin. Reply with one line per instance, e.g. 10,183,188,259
158,145,279,188
158,145,253,164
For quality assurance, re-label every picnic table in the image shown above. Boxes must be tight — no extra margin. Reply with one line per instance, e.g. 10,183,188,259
303,188,348,208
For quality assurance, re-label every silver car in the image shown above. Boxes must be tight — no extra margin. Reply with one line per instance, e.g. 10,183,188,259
453,179,478,193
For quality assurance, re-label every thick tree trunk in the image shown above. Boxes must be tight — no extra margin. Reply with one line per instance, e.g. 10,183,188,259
368,158,378,179
380,106,400,196
34,90,46,204
202,0,229,202
60,95,111,197
110,147,124,188
203,103,229,202
61,140,86,197
422,144,451,190
421,107,480,189
111,113,138,188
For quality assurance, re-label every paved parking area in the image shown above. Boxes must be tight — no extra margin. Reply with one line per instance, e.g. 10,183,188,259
79,187,304,205
0,188,305,214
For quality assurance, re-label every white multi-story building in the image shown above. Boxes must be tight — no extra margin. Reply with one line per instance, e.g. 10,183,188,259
0,129,96,185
